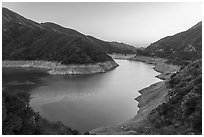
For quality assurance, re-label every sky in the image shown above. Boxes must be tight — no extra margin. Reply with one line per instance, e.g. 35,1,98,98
2,2,202,47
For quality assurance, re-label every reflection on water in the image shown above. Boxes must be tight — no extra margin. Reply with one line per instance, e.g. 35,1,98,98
2,60,161,131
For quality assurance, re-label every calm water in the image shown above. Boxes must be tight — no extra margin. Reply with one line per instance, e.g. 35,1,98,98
2,60,161,131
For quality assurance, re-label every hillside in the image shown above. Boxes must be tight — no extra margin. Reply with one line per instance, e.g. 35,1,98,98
131,22,202,134
2,88,80,135
2,7,136,64
87,36,137,54
135,59,202,135
138,22,202,66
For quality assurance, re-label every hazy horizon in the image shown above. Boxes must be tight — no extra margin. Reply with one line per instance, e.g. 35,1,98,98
2,2,202,47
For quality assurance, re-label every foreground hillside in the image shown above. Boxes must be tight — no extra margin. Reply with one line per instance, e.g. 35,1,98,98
138,22,202,66
135,59,202,135
2,7,136,65
2,88,80,135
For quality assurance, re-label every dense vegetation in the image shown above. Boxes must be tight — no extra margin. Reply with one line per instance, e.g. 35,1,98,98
2,8,137,65
135,60,202,135
138,22,202,66
2,88,80,135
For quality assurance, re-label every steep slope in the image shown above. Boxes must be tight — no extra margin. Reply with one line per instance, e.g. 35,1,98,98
2,8,112,64
3,8,136,65
131,22,202,135
130,23,202,135
136,59,202,135
139,22,202,66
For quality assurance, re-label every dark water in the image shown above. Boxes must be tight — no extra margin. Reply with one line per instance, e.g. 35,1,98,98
2,60,161,131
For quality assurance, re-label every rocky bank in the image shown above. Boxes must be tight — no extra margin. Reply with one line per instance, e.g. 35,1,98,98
2,60,119,75
108,53,136,60
131,55,180,80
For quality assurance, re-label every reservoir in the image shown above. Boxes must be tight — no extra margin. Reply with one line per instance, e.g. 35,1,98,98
2,59,161,131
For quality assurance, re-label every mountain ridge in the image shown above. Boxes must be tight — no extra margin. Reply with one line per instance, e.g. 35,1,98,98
2,7,137,65
138,21,202,66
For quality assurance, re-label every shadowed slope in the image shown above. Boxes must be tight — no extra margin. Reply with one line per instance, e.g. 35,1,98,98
3,8,136,64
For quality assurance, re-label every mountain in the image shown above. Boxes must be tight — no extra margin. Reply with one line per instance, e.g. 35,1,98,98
139,22,202,66
87,36,137,54
109,42,137,53
2,7,136,65
134,22,202,134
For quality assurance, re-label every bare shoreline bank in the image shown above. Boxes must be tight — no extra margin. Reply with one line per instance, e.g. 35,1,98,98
2,60,119,75
131,55,180,80
90,55,180,135
108,54,135,60
109,54,180,80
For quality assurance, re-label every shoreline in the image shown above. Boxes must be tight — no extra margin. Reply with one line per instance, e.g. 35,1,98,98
109,54,180,80
108,54,136,60
2,60,119,75
130,55,180,80
90,55,180,135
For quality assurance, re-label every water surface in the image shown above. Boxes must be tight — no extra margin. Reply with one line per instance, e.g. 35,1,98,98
2,60,161,131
